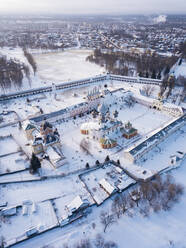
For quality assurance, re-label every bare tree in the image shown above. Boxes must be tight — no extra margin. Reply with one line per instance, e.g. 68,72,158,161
139,174,184,213
74,239,92,248
142,85,155,97
100,211,116,233
129,189,141,207
104,241,118,248
95,234,105,248
113,193,130,217
119,194,129,215
94,234,118,248
63,244,70,248
124,95,135,108
42,246,54,248
0,236,5,248
139,202,150,217
111,195,123,219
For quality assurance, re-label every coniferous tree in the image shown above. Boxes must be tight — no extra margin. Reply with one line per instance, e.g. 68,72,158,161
30,153,41,174
86,163,90,169
164,65,170,75
178,58,182,66
139,72,143,77
105,155,110,162
18,121,22,129
96,160,100,166
157,71,161,79
151,69,156,79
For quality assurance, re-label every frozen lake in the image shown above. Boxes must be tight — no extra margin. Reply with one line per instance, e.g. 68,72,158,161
34,49,105,83
0,48,104,93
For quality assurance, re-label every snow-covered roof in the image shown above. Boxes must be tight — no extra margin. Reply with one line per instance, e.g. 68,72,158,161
41,121,53,130
100,137,116,145
93,195,104,205
2,206,17,216
98,102,109,115
32,129,40,137
134,92,154,104
124,164,155,181
99,178,116,195
81,121,100,131
46,146,61,162
101,119,122,130
23,120,36,131
125,114,186,158
67,196,88,212
163,102,183,113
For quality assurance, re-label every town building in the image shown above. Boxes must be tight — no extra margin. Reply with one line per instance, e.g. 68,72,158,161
124,114,186,163
23,120,61,156
80,100,137,149
23,120,38,141
134,92,183,117
121,121,138,139
32,121,60,155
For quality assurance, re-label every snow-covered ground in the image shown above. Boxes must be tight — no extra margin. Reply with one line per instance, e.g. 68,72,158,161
138,125,186,171
0,60,185,248
10,159,186,248
0,174,91,206
173,60,186,78
0,48,104,93
0,152,29,175
0,80,160,121
33,49,105,83
0,135,20,156
1,88,183,247
1,201,58,244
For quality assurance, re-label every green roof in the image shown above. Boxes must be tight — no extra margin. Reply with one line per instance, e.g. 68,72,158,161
25,123,36,130
121,127,137,135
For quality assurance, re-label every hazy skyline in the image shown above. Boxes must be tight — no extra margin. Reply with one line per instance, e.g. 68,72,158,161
0,0,186,15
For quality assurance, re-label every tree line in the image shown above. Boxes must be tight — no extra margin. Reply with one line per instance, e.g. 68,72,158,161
23,48,37,75
86,49,177,79
0,56,30,91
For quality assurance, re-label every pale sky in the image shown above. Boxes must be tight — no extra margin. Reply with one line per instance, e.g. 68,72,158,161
0,0,186,14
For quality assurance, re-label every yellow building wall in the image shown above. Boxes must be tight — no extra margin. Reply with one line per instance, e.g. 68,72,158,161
25,128,36,141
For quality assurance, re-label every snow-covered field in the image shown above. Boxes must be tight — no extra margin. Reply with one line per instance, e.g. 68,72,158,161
0,175,91,207
33,49,105,83
173,61,186,78
0,152,28,175
0,136,20,156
